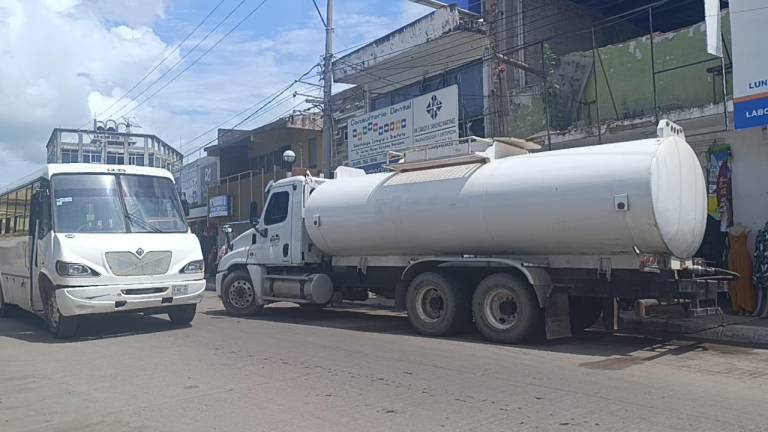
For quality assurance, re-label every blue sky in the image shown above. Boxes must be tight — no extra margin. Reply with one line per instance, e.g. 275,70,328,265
0,0,432,183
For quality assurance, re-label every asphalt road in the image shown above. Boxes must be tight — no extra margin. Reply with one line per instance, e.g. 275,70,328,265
2,292,768,432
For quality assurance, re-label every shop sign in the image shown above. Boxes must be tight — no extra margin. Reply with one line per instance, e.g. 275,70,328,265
731,0,768,130
347,85,458,172
209,195,231,218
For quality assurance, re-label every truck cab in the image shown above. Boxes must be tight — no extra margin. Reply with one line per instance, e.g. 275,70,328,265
215,176,331,315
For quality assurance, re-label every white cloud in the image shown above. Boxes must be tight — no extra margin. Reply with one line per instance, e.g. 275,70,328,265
0,0,170,182
0,0,436,184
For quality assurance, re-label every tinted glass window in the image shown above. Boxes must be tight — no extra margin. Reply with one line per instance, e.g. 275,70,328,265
52,174,127,233
263,191,289,226
120,175,187,233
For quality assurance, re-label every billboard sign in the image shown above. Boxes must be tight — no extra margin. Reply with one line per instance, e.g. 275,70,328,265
179,157,218,217
731,0,768,130
347,85,459,172
208,195,231,218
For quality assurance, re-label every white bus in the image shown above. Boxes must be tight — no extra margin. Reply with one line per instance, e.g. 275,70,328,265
0,164,206,338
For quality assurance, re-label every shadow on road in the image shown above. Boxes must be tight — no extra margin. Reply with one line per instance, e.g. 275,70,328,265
0,308,186,344
202,303,708,361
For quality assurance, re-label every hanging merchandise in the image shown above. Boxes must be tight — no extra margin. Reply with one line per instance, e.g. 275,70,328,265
706,144,733,231
695,215,728,269
728,224,757,314
753,222,768,317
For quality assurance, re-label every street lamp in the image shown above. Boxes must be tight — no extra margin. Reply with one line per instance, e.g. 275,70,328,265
283,149,296,177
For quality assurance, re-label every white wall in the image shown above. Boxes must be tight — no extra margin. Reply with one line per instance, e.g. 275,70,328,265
731,127,768,250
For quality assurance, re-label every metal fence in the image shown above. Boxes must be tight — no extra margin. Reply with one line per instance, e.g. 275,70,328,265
500,4,732,149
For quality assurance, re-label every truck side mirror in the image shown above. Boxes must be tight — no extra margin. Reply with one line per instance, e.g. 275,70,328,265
249,201,259,226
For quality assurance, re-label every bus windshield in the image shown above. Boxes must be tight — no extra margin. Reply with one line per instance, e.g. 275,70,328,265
52,173,187,234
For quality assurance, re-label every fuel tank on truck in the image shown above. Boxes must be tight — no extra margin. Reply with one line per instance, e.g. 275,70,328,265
305,123,707,259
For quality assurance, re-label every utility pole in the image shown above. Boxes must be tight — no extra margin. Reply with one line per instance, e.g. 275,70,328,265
484,0,505,138
322,0,334,178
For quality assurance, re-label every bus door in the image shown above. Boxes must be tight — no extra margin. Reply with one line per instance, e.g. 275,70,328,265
28,185,50,312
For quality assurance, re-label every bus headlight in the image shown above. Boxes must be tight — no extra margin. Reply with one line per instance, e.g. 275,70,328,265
180,260,205,274
56,261,100,277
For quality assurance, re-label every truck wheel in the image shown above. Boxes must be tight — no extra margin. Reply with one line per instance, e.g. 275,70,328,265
168,304,197,325
406,272,470,337
569,296,603,333
472,273,540,344
45,290,78,339
221,270,264,316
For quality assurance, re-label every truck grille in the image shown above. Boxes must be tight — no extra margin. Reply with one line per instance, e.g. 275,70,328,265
105,251,172,276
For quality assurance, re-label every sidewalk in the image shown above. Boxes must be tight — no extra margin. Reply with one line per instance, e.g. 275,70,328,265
620,305,768,347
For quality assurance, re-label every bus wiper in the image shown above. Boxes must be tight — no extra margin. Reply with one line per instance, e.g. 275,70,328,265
125,212,163,233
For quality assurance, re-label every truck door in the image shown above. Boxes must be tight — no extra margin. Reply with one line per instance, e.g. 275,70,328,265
260,184,293,264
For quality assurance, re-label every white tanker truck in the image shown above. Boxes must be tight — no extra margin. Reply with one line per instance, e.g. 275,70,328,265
215,120,730,343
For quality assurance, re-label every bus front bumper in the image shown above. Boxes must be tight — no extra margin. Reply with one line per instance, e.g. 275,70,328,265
55,280,206,317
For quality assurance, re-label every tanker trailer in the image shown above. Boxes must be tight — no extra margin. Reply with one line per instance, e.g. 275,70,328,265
216,120,731,344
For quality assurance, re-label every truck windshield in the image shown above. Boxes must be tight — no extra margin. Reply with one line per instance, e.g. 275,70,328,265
52,173,187,233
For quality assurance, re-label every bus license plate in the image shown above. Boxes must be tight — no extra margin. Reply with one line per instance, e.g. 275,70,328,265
172,285,189,296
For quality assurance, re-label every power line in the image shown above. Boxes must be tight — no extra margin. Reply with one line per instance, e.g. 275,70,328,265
87,0,228,126
107,0,256,120
335,0,703,89
180,64,320,151
183,75,317,159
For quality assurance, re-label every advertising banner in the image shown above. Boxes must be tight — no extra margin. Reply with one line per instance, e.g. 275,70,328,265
208,195,231,218
704,0,721,57
731,0,768,130
180,157,218,218
347,85,459,172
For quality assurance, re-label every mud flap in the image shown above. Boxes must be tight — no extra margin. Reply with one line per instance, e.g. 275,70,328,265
544,287,572,339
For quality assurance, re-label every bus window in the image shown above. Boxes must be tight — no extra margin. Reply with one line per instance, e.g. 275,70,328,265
7,190,17,234
0,193,6,236
18,186,31,235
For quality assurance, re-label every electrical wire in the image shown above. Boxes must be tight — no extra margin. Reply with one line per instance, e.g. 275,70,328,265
109,0,264,120
180,63,320,152
86,0,229,126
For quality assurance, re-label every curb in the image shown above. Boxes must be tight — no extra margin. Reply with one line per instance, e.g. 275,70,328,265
621,315,768,347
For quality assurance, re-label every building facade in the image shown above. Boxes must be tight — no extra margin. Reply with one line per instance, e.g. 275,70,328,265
331,1,768,258
46,126,182,176
203,114,322,232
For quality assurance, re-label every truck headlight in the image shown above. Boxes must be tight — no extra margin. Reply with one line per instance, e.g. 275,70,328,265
56,261,100,277
180,260,205,274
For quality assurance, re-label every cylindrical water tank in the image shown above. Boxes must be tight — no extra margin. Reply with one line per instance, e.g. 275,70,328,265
305,134,707,259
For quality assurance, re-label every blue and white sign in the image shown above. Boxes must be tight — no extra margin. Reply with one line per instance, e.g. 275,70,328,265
347,85,458,173
731,0,768,130
208,195,231,218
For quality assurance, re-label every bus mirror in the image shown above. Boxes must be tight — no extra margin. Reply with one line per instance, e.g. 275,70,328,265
249,201,259,226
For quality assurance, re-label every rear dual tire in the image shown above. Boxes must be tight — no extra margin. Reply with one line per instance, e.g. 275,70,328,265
406,272,471,337
472,273,542,344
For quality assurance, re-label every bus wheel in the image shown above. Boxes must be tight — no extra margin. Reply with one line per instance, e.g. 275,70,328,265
168,304,197,325
472,273,541,344
221,270,264,316
0,286,13,318
45,290,77,339
406,272,470,337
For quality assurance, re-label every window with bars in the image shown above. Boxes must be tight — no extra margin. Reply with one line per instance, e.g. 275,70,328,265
61,149,78,163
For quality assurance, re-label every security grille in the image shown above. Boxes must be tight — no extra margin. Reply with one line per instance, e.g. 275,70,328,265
105,251,172,276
